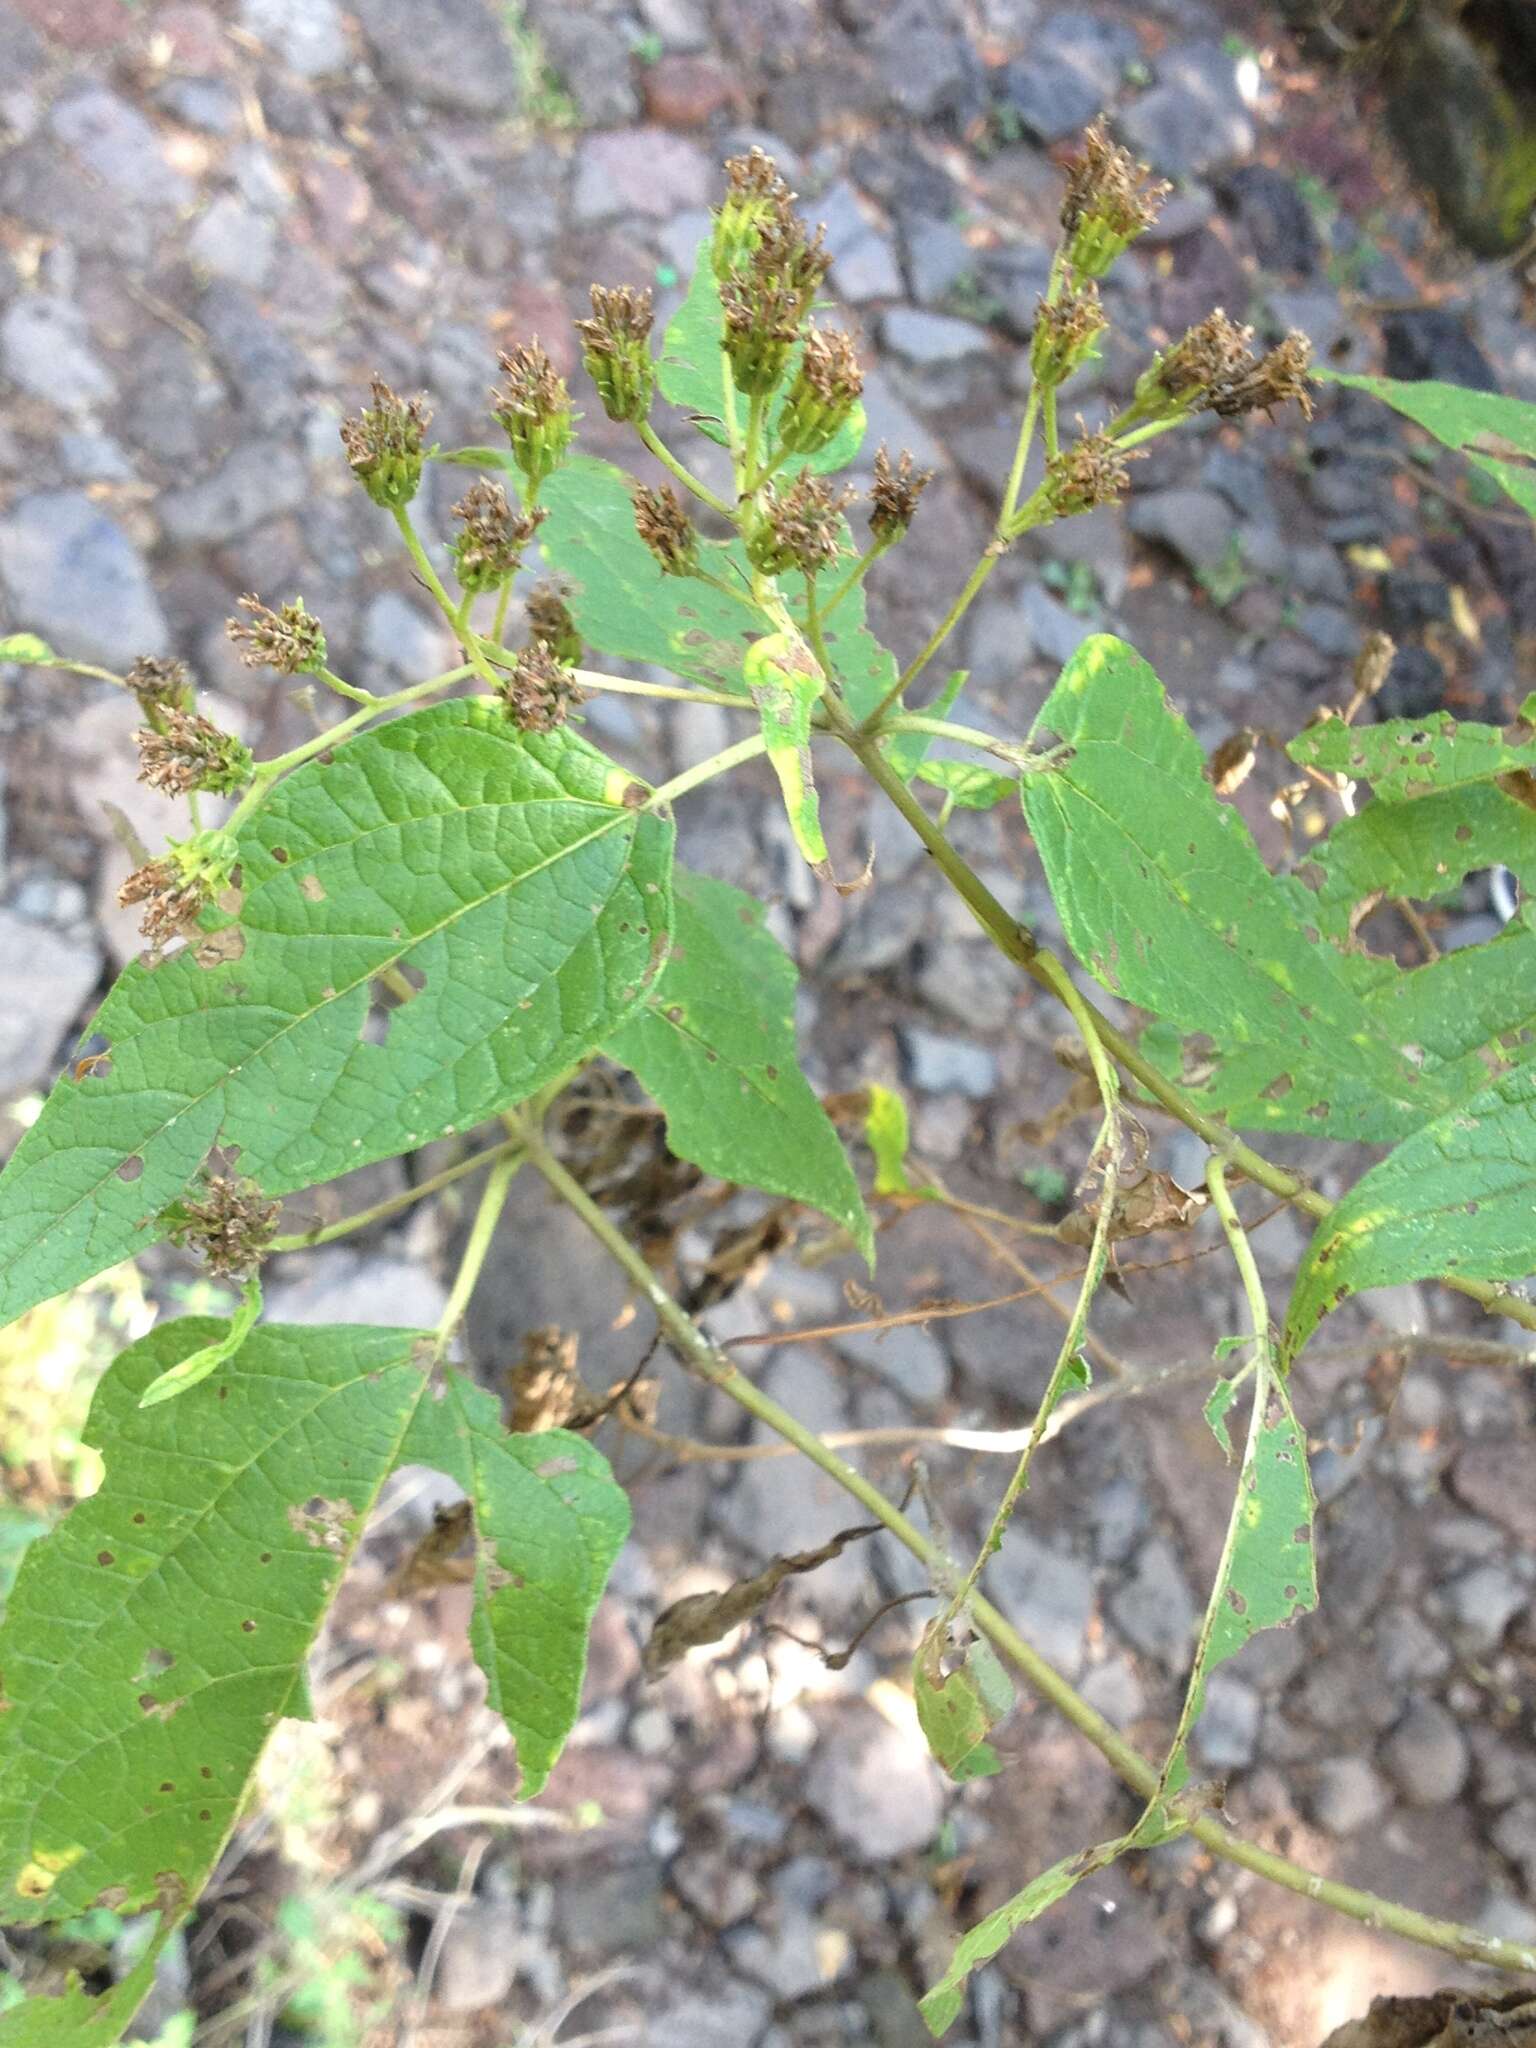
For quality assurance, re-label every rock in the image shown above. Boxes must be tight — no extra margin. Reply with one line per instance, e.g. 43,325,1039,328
1442,1561,1528,1650
0,1,44,75
880,307,992,369
1295,601,1360,661
1219,163,1320,275
156,76,245,135
534,12,640,127
637,0,709,49
1107,1536,1197,1669
1294,1645,1397,1734
1382,9,1536,259
50,88,192,210
353,0,518,113
994,12,1140,145
868,0,983,124
556,1857,667,1960
1491,1799,1536,1893
0,911,102,1093
1193,1671,1261,1772
361,590,457,685
1374,1605,1453,1687
196,281,307,426
811,181,903,304
0,490,167,669
1382,308,1499,393
1292,543,1348,604
1451,1442,1536,1546
10,0,131,47
1380,1697,1470,1806
1086,1477,1147,1565
572,127,711,222
1079,1654,1144,1727
187,194,277,288
1,294,116,412
264,1246,448,1327
978,243,1054,338
1305,1756,1391,1836
856,365,943,468
432,1901,518,2012
834,1319,949,1404
989,1527,1094,1677
1118,42,1254,178
1127,487,1234,577
1377,643,1447,720
808,1704,943,1860
239,0,348,74
641,53,743,127
898,1024,997,1099
656,1983,775,2048
1020,582,1096,666
158,441,306,545
903,216,975,308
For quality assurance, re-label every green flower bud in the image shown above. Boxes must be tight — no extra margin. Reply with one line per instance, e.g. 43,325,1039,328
711,147,793,283
492,342,575,492
778,328,863,458
340,376,432,508
449,482,545,594
1059,117,1169,280
575,285,655,424
1029,274,1106,389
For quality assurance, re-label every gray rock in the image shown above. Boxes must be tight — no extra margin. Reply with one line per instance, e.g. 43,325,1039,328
532,12,640,126
431,1901,519,2012
556,1857,667,1960
1491,1799,1536,1893
637,0,710,50
265,1247,448,1328
197,281,307,426
0,1,43,79
995,12,1140,144
857,364,944,470
1194,1670,1261,1772
1079,1654,1145,1727
1108,1535,1197,1668
978,243,1054,338
1118,43,1254,178
2,295,116,413
1383,307,1498,393
721,1349,868,1609
989,1527,1094,1676
159,442,307,545
1305,1756,1391,1836
156,77,246,135
572,128,710,222
1086,1476,1148,1565
362,590,457,684
868,0,983,123
1127,486,1234,577
1442,1561,1528,1650
1020,582,1096,666
899,1024,997,1099
1295,601,1360,661
187,195,277,289
823,881,928,976
0,911,102,1094
657,1984,775,2048
808,1704,944,1860
0,490,168,669
835,1320,950,1404
812,181,903,303
1374,1604,1453,1687
1452,1441,1536,1546
880,306,992,369
1220,163,1320,275
241,0,349,74
353,0,519,114
903,216,975,308
1380,1697,1470,1806
1291,543,1349,603
58,431,135,482
50,89,194,211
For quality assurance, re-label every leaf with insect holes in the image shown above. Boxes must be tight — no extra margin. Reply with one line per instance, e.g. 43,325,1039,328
1319,369,1536,519
658,252,866,476
397,1376,630,1799
1156,1367,1316,1800
0,1317,628,1966
1288,708,1536,802
913,1635,1012,1784
1286,1061,1536,1361
1023,635,1455,1142
0,702,673,1331
539,456,762,695
605,869,872,1262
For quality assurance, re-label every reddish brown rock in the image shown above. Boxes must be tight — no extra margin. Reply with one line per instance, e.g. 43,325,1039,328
641,53,745,128
13,0,131,48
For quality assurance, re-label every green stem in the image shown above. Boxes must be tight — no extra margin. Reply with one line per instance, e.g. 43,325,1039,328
569,668,748,708
491,581,513,648
392,506,504,695
821,538,891,619
1114,416,1187,453
1042,384,1060,462
743,389,769,492
521,1120,1536,1983
637,422,734,518
270,1137,526,1254
721,350,744,466
998,387,1043,536
860,546,1005,732
644,731,769,810
317,665,377,707
881,713,1034,764
224,666,475,834
432,1148,522,1360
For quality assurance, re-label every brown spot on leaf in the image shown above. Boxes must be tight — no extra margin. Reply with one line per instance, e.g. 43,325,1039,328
195,926,246,968
285,1495,356,1553
117,1156,143,1182
299,874,327,902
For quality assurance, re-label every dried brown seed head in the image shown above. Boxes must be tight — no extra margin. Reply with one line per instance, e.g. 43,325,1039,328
135,708,253,798
1030,272,1108,388
1042,427,1135,517
1060,116,1170,275
525,581,583,664
631,481,699,576
868,445,933,543
496,643,586,733
125,656,194,711
1209,330,1315,421
747,471,855,576
449,480,545,593
165,1174,280,1281
339,375,432,508
226,594,327,677
492,341,575,487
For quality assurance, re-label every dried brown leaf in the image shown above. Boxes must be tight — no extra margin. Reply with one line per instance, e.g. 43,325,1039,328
642,1523,878,1677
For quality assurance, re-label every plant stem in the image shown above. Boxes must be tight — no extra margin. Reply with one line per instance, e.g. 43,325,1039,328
998,386,1043,536
270,1137,526,1253
492,581,513,648
644,731,769,810
821,538,891,619
861,546,1004,731
317,665,377,706
1042,385,1059,462
881,713,1034,764
431,1148,522,1360
521,1117,1536,1983
392,506,505,695
637,422,734,518
224,666,476,834
570,668,748,708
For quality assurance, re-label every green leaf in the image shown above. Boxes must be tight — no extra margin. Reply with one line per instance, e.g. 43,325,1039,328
432,445,521,476
864,1081,921,1197
1288,708,1536,801
884,670,967,785
747,632,829,868
0,1942,161,2047
913,1635,1012,1784
919,1809,1184,2038
0,1318,629,1956
0,635,62,668
914,759,1019,811
1320,369,1536,517
0,1321,431,1928
397,1377,630,1800
1203,1372,1243,1457
606,869,873,1261
137,1275,262,1409
1024,635,1435,1140
540,456,764,695
0,701,674,1329
658,254,866,475
1286,1061,1536,1359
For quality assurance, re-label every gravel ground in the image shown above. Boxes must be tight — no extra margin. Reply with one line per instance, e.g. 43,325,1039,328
1,1,1535,2043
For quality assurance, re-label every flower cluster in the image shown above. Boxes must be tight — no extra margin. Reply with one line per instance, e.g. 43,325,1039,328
717,178,832,397
1126,312,1315,428
746,471,854,576
449,481,545,594
868,445,933,543
1060,116,1170,277
1041,429,1136,518
526,582,583,665
340,376,432,508
778,326,864,459
632,481,699,575
164,1174,281,1280
226,594,327,677
135,708,252,798
118,827,239,950
575,285,655,424
125,656,193,714
496,644,586,733
492,342,574,491
1030,274,1107,389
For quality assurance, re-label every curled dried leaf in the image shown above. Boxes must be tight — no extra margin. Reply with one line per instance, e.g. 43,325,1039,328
642,1523,878,1677
1057,1170,1206,1247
